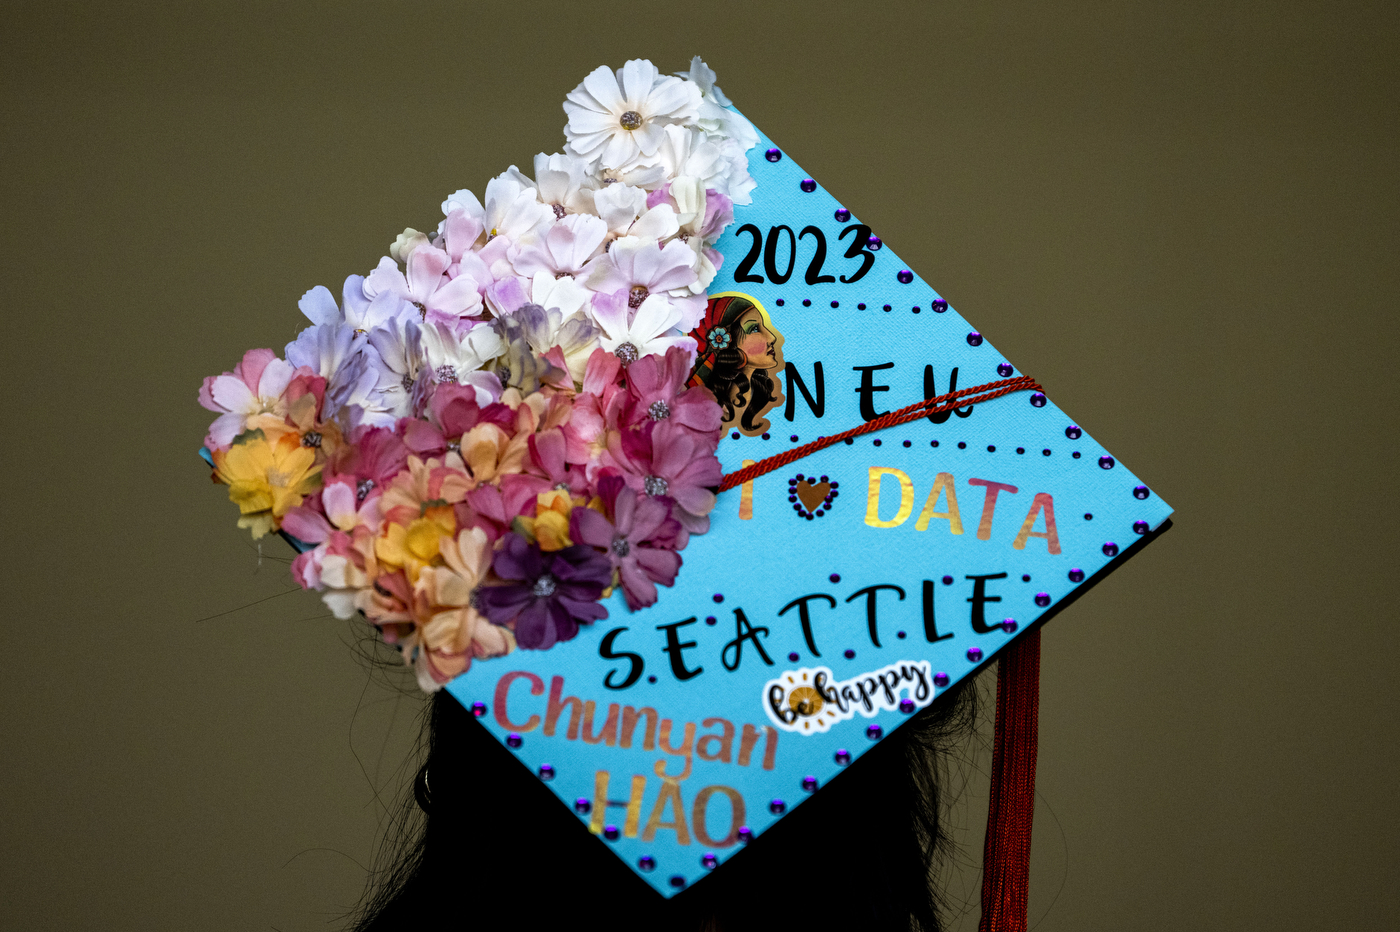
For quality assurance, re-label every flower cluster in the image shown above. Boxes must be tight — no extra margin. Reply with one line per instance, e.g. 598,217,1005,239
198,59,754,691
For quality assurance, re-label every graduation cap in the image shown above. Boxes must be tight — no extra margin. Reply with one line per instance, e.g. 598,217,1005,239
198,58,1171,929
442,127,1171,904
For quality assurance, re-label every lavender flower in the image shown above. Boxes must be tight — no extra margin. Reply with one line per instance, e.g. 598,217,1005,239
477,533,611,649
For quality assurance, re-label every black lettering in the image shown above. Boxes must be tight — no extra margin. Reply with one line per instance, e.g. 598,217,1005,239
922,580,953,643
600,627,644,690
966,573,1009,634
768,683,797,724
838,224,875,283
924,365,973,423
764,224,796,284
799,226,836,284
656,618,704,681
845,584,905,648
722,608,774,672
777,593,837,657
733,224,764,283
852,363,894,422
784,361,825,421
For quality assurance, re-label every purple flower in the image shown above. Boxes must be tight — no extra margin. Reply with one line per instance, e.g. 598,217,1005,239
477,533,611,649
571,484,681,609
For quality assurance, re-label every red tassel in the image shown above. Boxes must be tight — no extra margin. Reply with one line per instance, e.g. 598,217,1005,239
978,627,1041,932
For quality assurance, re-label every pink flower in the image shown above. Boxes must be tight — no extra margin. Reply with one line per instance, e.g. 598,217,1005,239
621,345,722,432
563,348,627,470
510,213,608,280
571,480,680,609
586,236,698,305
321,425,409,503
607,418,721,534
365,247,484,327
198,348,296,449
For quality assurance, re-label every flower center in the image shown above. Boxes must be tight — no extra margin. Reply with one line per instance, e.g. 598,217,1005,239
643,475,669,496
619,110,643,131
435,365,457,383
300,430,322,448
552,204,566,220
401,373,415,391
356,479,375,501
611,538,631,557
446,440,461,453
414,302,428,319
628,285,649,308
647,400,670,421
613,342,639,365
532,573,559,598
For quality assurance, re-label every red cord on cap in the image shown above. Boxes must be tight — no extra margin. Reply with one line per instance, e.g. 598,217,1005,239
979,628,1041,932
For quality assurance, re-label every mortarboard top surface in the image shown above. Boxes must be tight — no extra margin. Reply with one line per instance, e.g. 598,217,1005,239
442,109,1173,897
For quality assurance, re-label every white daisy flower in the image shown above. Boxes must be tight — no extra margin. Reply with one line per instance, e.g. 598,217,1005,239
676,56,759,151
564,59,702,170
590,291,695,365
420,320,505,391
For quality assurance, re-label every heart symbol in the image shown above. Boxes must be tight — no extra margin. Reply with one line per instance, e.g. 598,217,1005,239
795,480,831,512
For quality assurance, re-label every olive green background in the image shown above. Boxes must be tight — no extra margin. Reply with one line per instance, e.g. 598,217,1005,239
3,1,1396,928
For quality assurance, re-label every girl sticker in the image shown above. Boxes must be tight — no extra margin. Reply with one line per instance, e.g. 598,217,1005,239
687,292,785,436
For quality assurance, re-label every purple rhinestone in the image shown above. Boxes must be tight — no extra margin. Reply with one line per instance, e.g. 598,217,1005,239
897,270,914,284
802,298,811,306
958,441,967,449
574,797,592,814
788,651,799,662
737,826,753,844
796,473,804,481
1103,542,1120,557
868,236,883,250
802,776,818,792
638,856,656,872
790,434,799,442
647,675,657,683
897,630,907,639
800,178,817,192
820,475,828,482
883,304,892,311
866,724,883,740
873,439,882,447
1022,574,1032,582
506,733,522,748
1099,455,1115,469
988,445,996,452
669,875,687,889
713,593,724,603
815,509,824,517
932,299,948,312
604,825,620,840
835,749,852,765
858,302,867,309
1134,520,1150,534
775,299,785,306
905,440,913,447
934,672,950,687
1069,568,1085,582
831,300,839,308
731,431,740,440
471,701,487,717
702,853,719,869
788,495,797,503
765,148,782,162
997,363,1014,377
1017,447,1025,454
1035,592,1051,607
1043,449,1052,456
1134,485,1151,500
770,799,787,814
830,481,838,488
843,649,855,659
899,699,916,714
942,575,954,585
1084,512,1093,520
1065,425,1082,439
829,573,841,583
835,208,851,222
705,615,718,625
762,432,770,440
913,306,921,314
1030,392,1047,407
967,332,983,346
538,764,555,781
1001,619,1018,633
967,647,984,662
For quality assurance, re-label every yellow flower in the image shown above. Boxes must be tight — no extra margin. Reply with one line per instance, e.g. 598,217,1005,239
213,430,322,539
375,504,456,584
514,489,603,552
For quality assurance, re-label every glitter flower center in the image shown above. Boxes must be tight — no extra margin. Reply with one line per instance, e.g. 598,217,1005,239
613,342,639,364
643,475,669,496
619,110,643,131
532,574,559,598
628,285,650,308
647,400,671,421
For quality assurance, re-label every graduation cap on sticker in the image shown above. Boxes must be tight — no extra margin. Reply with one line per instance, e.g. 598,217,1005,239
196,58,1171,932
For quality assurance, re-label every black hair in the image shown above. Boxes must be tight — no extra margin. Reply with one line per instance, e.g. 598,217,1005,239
699,302,779,433
346,677,979,932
